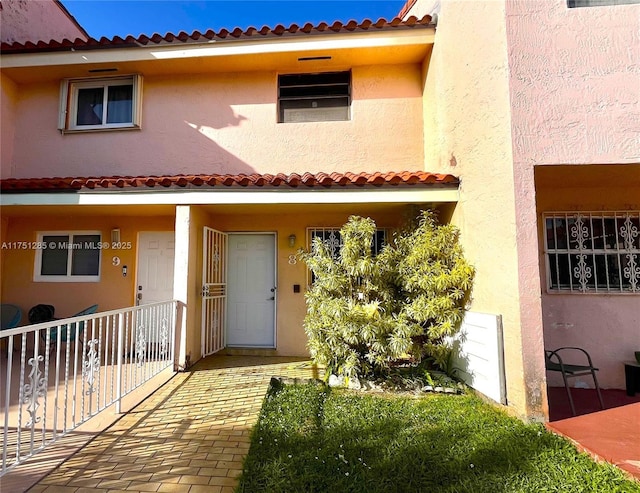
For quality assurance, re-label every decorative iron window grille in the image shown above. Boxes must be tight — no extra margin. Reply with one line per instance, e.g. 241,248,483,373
306,227,387,285
307,227,386,258
544,212,640,293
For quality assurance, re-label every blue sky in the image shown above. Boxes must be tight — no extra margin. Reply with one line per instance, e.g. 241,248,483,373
62,1,408,39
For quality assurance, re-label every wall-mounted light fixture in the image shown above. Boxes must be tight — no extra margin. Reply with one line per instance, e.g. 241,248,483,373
111,228,121,243
288,234,296,248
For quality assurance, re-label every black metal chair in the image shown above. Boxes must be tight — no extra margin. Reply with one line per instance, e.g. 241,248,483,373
28,304,56,324
545,347,604,416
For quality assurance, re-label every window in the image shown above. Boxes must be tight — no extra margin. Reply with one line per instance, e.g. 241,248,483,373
59,75,142,132
278,71,351,123
568,0,639,7
544,212,640,293
307,227,386,283
34,232,102,282
307,227,386,258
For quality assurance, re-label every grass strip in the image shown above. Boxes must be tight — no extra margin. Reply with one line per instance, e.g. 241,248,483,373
237,381,639,493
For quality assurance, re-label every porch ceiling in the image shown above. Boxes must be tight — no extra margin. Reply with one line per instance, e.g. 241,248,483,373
535,164,640,189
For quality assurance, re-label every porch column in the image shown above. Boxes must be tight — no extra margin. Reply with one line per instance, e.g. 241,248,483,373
514,165,547,421
174,206,190,370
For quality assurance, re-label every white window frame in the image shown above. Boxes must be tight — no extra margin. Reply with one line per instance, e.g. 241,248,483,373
34,231,102,282
58,74,143,132
543,211,640,294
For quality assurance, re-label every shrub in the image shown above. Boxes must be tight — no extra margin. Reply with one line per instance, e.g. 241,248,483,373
300,211,474,379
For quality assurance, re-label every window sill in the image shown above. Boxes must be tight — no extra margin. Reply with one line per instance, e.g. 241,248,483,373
60,125,141,135
277,119,351,124
546,289,639,296
34,276,101,283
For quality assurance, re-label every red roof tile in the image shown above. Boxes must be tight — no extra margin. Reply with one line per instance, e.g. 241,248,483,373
0,171,457,192
0,15,432,54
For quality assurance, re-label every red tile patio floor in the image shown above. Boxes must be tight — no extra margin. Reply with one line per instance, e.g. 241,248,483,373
546,387,640,480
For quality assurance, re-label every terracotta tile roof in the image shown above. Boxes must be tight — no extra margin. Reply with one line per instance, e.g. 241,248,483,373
1,171,457,192
0,15,432,54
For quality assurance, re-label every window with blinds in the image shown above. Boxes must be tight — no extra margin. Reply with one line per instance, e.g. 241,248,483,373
278,71,351,123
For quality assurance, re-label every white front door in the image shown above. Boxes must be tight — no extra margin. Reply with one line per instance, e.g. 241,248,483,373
227,233,276,348
136,232,175,305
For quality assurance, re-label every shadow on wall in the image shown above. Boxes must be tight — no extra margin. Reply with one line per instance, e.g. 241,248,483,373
184,104,248,173
140,75,263,177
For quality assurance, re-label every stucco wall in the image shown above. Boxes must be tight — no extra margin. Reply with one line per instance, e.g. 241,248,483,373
0,0,87,44
9,65,424,178
410,0,544,418
1,73,17,179
536,165,640,389
407,0,639,418
506,0,640,165
0,213,174,319
506,0,640,394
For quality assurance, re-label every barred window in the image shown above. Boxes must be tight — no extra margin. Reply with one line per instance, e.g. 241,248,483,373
307,227,386,258
544,212,640,293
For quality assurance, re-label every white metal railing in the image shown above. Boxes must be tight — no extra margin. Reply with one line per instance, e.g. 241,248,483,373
0,300,179,476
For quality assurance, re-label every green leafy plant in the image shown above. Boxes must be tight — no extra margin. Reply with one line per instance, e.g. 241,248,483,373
299,211,474,379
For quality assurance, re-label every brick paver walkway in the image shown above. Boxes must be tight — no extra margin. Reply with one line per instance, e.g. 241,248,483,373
28,356,322,493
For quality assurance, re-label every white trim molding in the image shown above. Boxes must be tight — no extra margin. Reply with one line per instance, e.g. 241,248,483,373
1,187,459,207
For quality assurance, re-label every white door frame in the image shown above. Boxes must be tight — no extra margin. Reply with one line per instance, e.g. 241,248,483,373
226,232,277,348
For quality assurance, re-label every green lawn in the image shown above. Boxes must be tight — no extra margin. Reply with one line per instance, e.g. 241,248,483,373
237,381,639,493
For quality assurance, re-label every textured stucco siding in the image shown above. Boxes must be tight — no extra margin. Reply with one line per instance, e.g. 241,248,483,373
506,0,640,165
409,0,639,417
0,0,87,44
8,65,424,178
1,73,17,179
507,1,640,393
417,0,545,418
